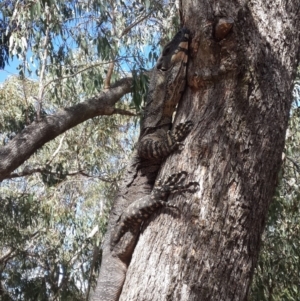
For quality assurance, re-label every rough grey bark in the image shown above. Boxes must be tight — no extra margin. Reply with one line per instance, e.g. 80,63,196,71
0,78,132,181
116,1,300,301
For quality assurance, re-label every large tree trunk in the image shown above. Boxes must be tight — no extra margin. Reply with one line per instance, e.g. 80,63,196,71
118,1,300,300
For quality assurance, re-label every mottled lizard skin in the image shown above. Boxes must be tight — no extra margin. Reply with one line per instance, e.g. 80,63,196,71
110,27,192,255
138,28,190,160
90,28,197,301
111,171,198,248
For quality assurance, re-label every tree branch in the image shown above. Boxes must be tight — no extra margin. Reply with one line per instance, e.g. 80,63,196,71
120,11,153,37
0,230,40,263
113,108,137,116
9,168,116,183
0,77,133,182
0,248,16,263
104,62,115,89
42,60,119,94
46,134,65,165
37,6,51,121
286,156,300,172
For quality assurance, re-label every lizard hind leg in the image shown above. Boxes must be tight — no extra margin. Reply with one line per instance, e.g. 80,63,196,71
151,171,199,214
153,171,199,198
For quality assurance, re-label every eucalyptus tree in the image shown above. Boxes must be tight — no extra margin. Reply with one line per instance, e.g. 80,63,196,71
1,0,300,301
92,1,300,300
0,0,182,179
0,0,179,299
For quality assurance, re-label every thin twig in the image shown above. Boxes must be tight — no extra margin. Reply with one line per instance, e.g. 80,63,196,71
113,108,137,116
104,61,115,89
42,60,118,93
46,134,66,165
37,6,51,120
120,11,153,37
9,168,116,183
103,1,117,90
286,156,300,173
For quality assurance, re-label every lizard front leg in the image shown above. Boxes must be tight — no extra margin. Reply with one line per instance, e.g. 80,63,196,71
138,121,193,159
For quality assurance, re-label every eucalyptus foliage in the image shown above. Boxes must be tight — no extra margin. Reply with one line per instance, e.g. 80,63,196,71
0,75,135,300
1,0,181,108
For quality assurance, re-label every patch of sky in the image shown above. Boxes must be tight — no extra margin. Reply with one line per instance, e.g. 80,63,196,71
0,51,38,84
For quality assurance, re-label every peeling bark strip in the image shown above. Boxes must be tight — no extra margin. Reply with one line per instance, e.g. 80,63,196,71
0,78,132,181
118,1,300,301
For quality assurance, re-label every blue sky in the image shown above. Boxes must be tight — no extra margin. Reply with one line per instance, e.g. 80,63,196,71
0,52,38,84
0,56,22,83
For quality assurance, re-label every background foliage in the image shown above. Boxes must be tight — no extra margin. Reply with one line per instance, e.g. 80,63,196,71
0,0,300,300
0,75,134,300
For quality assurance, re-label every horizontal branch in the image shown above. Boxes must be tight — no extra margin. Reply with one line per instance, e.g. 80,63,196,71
0,248,16,263
0,77,133,182
9,168,116,183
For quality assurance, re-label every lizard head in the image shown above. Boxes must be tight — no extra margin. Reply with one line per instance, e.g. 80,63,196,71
141,28,190,131
156,27,189,71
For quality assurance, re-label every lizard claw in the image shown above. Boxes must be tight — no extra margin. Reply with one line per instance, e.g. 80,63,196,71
154,171,199,195
173,121,194,142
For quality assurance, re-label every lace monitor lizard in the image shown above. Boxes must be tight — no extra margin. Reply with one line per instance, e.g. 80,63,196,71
110,171,198,249
90,28,198,301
